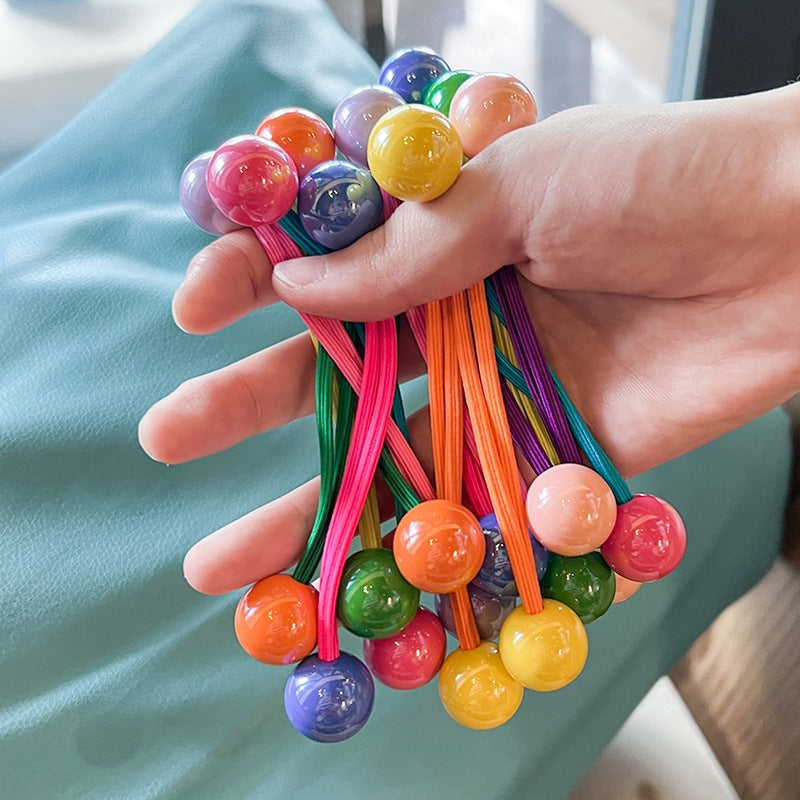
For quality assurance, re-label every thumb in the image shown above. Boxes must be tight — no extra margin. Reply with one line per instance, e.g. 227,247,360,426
271,148,527,321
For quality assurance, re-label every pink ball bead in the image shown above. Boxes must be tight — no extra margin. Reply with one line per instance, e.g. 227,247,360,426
362,606,446,690
601,494,686,582
526,463,617,556
449,72,537,158
206,135,298,227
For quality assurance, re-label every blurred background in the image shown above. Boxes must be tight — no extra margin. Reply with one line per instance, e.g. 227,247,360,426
2,1,799,798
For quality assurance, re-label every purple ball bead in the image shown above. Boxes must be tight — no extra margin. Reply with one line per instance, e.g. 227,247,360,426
179,152,242,235
435,585,516,642
333,85,405,167
297,160,383,250
471,512,550,598
284,651,374,743
378,47,450,103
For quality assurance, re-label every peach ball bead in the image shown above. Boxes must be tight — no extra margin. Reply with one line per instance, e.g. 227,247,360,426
448,72,537,157
526,463,617,556
613,572,642,603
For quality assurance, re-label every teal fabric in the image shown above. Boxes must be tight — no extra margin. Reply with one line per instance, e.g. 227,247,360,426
0,1,791,798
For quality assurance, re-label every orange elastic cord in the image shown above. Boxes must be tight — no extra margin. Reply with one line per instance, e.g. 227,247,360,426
452,287,543,615
426,299,480,651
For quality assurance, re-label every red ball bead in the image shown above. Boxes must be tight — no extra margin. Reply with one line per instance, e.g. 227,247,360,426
601,494,686,582
363,606,446,689
234,574,317,665
393,499,485,593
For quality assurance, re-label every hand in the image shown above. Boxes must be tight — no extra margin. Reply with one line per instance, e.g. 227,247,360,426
139,84,800,594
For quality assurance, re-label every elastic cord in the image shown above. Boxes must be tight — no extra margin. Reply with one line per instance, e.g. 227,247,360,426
456,285,543,615
317,319,398,661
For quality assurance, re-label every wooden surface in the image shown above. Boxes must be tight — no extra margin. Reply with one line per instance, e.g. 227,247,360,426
671,401,800,800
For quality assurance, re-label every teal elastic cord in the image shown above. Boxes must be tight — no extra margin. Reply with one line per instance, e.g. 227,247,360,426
278,210,329,256
293,347,356,584
485,280,633,505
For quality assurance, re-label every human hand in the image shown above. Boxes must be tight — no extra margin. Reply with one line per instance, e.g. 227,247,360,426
139,85,800,594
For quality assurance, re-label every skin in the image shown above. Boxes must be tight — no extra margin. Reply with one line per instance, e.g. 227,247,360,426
139,84,800,595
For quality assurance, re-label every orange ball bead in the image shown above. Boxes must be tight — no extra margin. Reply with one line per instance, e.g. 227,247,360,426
526,463,617,556
234,574,318,665
256,107,335,180
393,499,485,593
613,572,642,603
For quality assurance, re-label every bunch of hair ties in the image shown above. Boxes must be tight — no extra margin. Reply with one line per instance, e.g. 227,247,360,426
179,46,687,742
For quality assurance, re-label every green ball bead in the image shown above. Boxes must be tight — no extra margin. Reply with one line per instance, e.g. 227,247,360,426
423,70,477,115
540,552,616,624
337,548,420,638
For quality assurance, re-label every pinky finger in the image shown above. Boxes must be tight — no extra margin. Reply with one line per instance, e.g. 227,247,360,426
183,478,320,595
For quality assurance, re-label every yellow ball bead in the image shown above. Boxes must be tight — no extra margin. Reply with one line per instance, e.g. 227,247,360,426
367,104,463,202
438,641,523,730
498,600,588,692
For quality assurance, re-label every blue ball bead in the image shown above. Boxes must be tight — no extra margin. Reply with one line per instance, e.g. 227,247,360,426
297,160,384,250
471,512,550,597
378,47,450,103
284,652,374,742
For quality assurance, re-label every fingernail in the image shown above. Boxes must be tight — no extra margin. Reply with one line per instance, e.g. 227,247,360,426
273,257,326,288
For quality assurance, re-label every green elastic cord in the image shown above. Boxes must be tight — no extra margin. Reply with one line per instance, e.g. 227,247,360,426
292,347,357,583
278,210,329,257
485,279,633,505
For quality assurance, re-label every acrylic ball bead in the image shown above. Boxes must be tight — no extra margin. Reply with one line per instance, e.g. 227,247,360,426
206,135,298,227
378,46,450,103
179,152,242,235
423,69,478,115
613,572,642,603
601,494,687,582
472,511,549,597
393,499,485,594
498,601,588,691
449,72,538,158
435,584,516,642
367,104,463,202
438,641,523,730
526,463,617,557
362,606,446,690
255,107,335,180
333,84,405,167
234,574,317,665
296,159,383,250
539,552,616,624
284,651,374,743
337,548,420,639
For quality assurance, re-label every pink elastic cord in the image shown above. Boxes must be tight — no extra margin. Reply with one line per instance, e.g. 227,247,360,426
406,305,492,516
255,225,435,503
317,318,397,660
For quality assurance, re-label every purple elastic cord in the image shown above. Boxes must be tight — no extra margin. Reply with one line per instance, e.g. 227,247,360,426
501,381,552,474
491,266,582,463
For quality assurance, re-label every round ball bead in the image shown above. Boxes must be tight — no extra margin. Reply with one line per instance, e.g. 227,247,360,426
333,84,405,167
179,152,242,235
367,104,463,202
449,72,538,157
284,651,374,742
378,46,450,103
613,572,642,603
526,463,617,556
296,159,383,250
438,641,523,730
539,552,616,624
435,584,516,642
422,69,477,115
362,606,446,690
600,494,686,582
498,601,588,691
206,135,298,227
393,499,485,594
472,511,549,597
233,573,317,665
337,548,420,639
255,107,335,180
